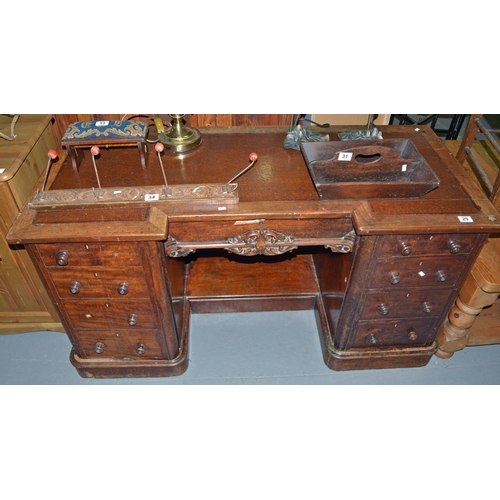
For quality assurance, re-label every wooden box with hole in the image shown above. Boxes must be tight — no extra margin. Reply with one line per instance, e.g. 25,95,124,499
301,139,440,199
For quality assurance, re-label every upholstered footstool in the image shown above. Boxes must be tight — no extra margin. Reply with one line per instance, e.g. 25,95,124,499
61,119,148,169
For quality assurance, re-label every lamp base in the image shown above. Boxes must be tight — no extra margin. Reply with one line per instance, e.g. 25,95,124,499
159,114,202,153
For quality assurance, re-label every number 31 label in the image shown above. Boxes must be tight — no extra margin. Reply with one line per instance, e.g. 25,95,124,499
338,152,353,161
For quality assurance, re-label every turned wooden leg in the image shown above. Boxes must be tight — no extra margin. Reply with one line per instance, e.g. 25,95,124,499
436,273,500,358
436,299,482,358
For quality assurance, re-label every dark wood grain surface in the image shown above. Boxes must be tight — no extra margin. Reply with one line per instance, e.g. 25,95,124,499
49,127,479,208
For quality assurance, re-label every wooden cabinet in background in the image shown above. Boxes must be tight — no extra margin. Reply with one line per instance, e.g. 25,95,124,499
0,115,64,334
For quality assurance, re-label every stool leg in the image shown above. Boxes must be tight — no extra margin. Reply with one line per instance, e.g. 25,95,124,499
435,300,480,358
137,142,147,169
68,146,80,171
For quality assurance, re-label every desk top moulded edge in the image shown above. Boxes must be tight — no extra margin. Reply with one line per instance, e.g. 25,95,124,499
352,200,500,235
6,205,169,244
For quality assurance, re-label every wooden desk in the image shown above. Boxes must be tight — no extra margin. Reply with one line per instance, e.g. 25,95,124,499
7,125,500,378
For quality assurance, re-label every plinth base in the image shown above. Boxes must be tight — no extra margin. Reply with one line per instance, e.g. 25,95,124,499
70,346,189,379
323,342,437,371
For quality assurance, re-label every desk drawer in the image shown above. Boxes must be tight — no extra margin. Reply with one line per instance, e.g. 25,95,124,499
36,242,142,268
376,233,479,257
167,218,355,256
350,317,437,348
358,290,450,320
369,255,468,289
77,329,165,359
48,268,149,299
63,300,157,330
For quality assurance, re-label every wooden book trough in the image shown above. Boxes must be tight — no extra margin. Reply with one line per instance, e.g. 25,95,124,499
301,138,440,199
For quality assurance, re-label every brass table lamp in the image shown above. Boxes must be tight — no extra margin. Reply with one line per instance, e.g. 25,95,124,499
158,114,202,153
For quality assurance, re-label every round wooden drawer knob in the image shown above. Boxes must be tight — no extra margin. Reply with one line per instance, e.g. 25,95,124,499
436,270,447,282
447,240,461,254
378,303,389,315
56,251,70,266
399,242,412,255
389,272,400,284
407,330,418,341
94,342,105,354
69,281,81,294
422,302,432,313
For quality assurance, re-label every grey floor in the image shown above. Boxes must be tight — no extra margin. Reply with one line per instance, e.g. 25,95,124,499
1,309,499,384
